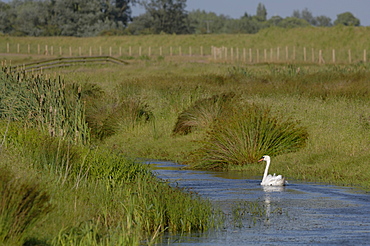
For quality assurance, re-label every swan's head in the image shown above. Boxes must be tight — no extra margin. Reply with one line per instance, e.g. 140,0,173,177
258,155,270,162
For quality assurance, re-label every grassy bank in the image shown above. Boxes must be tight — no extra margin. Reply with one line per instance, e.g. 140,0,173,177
0,67,221,245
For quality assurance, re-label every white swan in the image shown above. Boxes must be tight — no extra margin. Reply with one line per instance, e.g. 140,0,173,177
258,155,287,186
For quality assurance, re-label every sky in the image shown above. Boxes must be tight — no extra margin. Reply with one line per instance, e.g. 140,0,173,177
132,0,370,26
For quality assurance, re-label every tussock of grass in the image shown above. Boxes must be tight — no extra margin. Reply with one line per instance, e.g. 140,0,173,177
189,103,308,169
173,92,235,135
0,165,52,245
84,83,153,141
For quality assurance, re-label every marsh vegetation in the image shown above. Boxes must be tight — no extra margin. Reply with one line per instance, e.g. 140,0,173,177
1,30,369,244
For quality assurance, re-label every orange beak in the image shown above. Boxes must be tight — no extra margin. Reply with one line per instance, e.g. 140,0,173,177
258,158,264,162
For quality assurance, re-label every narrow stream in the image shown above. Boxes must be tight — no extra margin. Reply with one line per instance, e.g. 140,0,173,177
147,160,370,245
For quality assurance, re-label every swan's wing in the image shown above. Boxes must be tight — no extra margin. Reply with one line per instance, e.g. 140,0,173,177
261,174,287,186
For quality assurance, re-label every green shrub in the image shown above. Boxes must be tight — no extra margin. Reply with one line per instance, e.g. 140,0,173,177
191,103,308,169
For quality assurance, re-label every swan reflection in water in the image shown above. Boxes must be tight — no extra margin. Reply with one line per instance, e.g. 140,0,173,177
262,184,286,225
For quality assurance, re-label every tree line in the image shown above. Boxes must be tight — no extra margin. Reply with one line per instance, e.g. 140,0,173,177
0,0,361,37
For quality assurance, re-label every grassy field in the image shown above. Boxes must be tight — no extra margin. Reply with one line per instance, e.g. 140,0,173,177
1,27,370,244
47,58,369,188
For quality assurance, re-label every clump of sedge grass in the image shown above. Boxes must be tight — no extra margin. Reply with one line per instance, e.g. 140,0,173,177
191,103,308,169
173,92,235,135
84,83,153,141
0,166,53,245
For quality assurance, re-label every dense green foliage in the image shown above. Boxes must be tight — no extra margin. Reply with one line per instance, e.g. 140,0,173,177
0,0,136,36
0,0,361,36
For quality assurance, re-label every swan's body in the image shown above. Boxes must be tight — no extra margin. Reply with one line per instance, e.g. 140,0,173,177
258,155,287,186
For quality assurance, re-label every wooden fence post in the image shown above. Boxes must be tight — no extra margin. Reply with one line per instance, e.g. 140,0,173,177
270,48,273,61
243,48,246,63
319,50,325,64
109,47,112,56
364,49,367,63
28,44,30,54
256,49,259,63
348,49,352,63
249,48,252,63
119,47,122,56
17,43,20,53
79,47,82,56
332,49,335,63
69,46,72,56
264,49,267,62
129,46,132,56
89,47,92,56
7,43,9,53
59,47,62,56
99,46,102,56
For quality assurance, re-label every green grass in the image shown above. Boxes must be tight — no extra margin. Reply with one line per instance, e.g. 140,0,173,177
49,60,369,189
0,66,221,245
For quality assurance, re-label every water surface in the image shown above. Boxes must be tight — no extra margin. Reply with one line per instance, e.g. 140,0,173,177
147,160,370,245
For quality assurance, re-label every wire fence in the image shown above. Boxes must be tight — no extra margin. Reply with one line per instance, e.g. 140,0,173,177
2,42,368,64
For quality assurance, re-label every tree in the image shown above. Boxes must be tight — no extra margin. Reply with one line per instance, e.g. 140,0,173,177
140,0,192,34
101,0,135,26
334,12,360,26
188,10,228,34
255,3,267,22
292,8,317,26
267,15,283,26
278,17,310,28
315,15,332,27
0,2,15,34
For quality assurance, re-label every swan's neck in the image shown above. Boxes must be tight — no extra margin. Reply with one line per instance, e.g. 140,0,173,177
262,159,270,182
